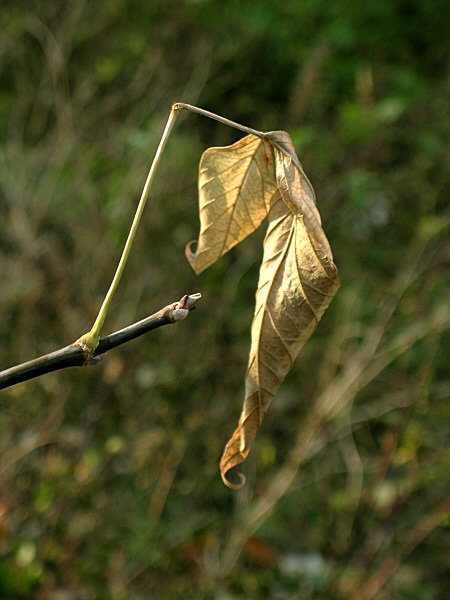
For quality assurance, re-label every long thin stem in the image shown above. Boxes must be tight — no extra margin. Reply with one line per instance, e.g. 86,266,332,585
76,106,181,351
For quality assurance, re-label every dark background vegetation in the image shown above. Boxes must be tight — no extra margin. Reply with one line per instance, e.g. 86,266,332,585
0,1,448,598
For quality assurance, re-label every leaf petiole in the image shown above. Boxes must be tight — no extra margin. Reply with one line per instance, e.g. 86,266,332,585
173,102,265,139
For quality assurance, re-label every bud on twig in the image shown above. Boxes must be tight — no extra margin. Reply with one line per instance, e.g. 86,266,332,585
169,293,202,322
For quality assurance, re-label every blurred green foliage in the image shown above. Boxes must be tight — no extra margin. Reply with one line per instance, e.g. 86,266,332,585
0,1,448,598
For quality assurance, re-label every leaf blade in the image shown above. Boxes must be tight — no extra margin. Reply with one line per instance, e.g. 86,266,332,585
267,130,334,260
220,134,340,488
186,134,278,274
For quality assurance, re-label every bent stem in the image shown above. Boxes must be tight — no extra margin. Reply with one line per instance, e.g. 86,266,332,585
76,102,263,356
173,102,265,139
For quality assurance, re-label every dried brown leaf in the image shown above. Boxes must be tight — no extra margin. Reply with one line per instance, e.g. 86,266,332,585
186,134,278,274
186,129,340,488
268,130,334,259
219,132,340,488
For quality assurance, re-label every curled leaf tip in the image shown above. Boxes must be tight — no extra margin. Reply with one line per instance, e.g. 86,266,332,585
220,425,250,488
185,240,200,273
221,469,246,490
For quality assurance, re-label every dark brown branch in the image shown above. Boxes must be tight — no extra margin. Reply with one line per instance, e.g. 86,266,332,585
0,293,201,391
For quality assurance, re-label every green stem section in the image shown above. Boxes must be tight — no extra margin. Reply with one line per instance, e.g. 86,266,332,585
76,106,181,353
